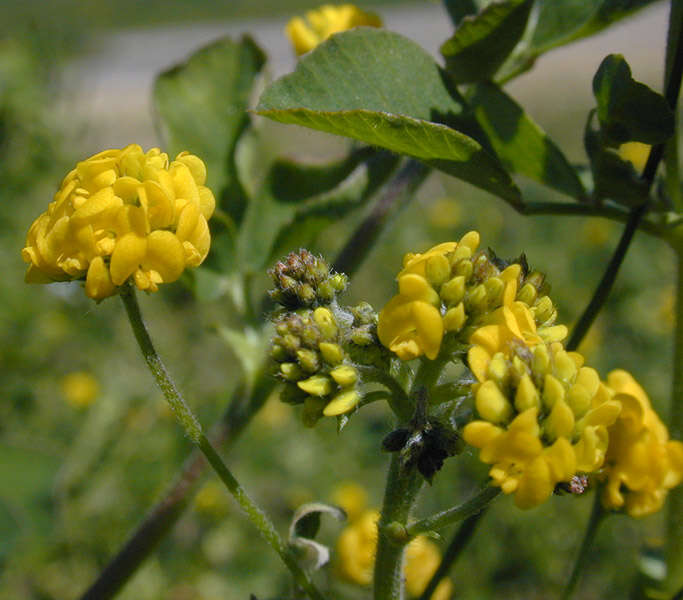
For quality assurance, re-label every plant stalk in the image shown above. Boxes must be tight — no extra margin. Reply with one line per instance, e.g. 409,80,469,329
119,285,325,600
374,454,424,600
667,240,683,592
560,492,606,600
405,486,500,537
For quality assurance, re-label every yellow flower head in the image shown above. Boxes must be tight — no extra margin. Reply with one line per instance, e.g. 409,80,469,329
601,370,683,517
335,509,452,599
336,509,379,586
331,481,368,522
61,371,99,408
463,303,622,509
22,144,215,300
286,4,382,56
378,231,557,361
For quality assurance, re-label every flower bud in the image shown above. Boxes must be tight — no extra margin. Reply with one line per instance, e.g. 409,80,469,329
297,375,333,397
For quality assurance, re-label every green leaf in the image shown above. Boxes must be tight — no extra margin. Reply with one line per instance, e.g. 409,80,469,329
440,0,533,83
532,0,659,52
154,35,266,224
238,150,398,271
593,54,674,146
268,146,378,203
442,0,482,27
469,82,585,199
267,151,399,262
257,29,520,206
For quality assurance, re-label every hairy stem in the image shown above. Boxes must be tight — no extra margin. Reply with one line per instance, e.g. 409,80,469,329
374,454,424,600
406,486,500,537
119,285,325,600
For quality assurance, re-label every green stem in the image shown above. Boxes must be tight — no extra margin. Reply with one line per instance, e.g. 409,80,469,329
405,486,500,537
374,454,424,600
560,492,607,600
667,242,683,592
119,286,325,600
416,509,490,600
520,202,665,237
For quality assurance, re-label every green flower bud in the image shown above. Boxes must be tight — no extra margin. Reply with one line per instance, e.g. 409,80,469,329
323,389,361,416
319,342,344,365
330,365,358,387
297,374,333,397
297,349,321,373
280,362,303,381
440,276,465,306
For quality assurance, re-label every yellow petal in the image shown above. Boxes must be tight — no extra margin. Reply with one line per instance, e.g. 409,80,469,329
143,230,186,283
110,232,147,285
514,456,553,509
85,256,116,300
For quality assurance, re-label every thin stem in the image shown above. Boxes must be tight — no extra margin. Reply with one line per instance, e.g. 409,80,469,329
333,159,430,275
667,242,683,592
560,492,606,600
406,486,500,537
119,286,325,600
416,509,490,600
520,202,664,237
374,454,424,600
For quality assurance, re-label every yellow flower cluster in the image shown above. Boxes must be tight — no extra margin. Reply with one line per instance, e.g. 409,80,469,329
378,231,560,361
463,303,622,509
333,484,452,600
601,370,683,517
286,4,382,56
22,144,215,300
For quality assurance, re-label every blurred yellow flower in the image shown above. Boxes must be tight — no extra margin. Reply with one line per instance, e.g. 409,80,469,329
602,370,683,517
61,371,99,408
618,141,650,172
331,481,368,522
336,508,452,598
194,480,230,518
286,4,382,56
464,303,621,509
22,144,215,300
404,536,453,600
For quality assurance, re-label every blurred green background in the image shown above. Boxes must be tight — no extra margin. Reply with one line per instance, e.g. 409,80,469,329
0,1,678,599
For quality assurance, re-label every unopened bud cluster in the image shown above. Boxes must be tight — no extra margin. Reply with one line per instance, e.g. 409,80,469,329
268,249,347,309
378,231,562,362
272,306,362,425
268,251,386,426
